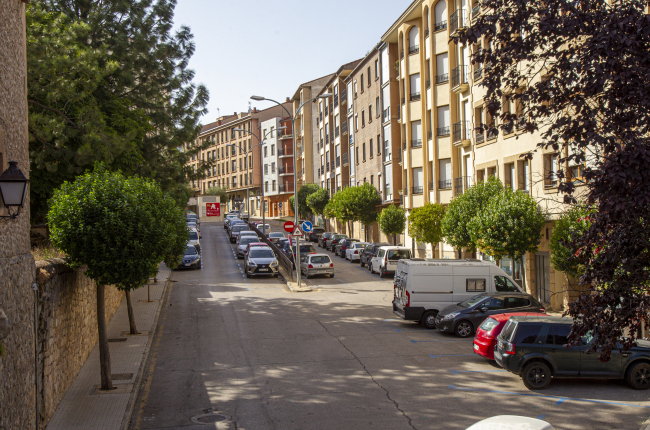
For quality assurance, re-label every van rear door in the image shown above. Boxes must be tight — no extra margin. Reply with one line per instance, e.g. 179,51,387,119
409,264,453,310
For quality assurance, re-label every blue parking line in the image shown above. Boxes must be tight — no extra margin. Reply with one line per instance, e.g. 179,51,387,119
537,415,546,420
448,385,650,408
555,398,567,405
411,339,473,343
429,354,474,359
449,369,507,375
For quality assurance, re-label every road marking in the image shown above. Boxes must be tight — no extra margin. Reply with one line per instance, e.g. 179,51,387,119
555,398,568,405
449,369,507,374
410,339,473,343
537,415,547,420
447,385,650,408
428,354,475,359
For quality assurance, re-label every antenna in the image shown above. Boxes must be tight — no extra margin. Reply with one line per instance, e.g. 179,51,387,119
217,108,220,118
248,101,252,114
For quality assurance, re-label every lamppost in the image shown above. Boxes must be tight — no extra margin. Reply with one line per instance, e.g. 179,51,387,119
232,126,286,233
250,93,332,289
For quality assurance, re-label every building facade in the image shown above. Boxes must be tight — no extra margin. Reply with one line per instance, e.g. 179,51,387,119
260,117,295,218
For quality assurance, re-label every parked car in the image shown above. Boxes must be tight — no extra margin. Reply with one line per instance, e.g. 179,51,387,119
318,232,334,248
300,254,334,279
224,214,239,229
369,246,411,278
186,214,199,226
284,241,315,263
187,221,200,235
465,416,554,430
176,245,201,270
229,224,250,243
435,292,545,336
245,245,279,278
236,235,261,259
268,232,284,244
392,259,524,328
345,242,369,262
326,234,348,252
335,238,359,257
277,238,289,250
308,227,325,243
495,315,650,390
188,229,201,253
359,242,390,268
258,223,271,235
227,219,245,234
474,312,552,360
239,231,257,239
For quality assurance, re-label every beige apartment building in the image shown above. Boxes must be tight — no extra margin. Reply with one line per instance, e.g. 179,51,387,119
381,0,575,310
186,103,291,214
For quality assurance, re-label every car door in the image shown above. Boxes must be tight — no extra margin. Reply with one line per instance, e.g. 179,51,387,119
505,296,536,313
470,296,505,328
579,335,622,378
372,249,385,271
544,324,581,376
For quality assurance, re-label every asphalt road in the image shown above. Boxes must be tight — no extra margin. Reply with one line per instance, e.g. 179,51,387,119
130,221,650,430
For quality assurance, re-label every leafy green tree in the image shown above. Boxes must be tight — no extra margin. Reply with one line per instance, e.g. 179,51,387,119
204,186,228,203
549,204,592,278
323,187,355,233
166,184,192,209
378,205,407,245
306,188,330,227
354,183,381,241
290,183,319,219
408,203,446,256
48,165,187,390
468,188,546,286
442,176,504,257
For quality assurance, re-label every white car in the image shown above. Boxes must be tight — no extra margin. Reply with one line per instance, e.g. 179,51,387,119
258,224,271,235
345,242,369,262
370,246,411,278
239,231,258,239
301,254,334,279
465,416,554,430
188,228,201,253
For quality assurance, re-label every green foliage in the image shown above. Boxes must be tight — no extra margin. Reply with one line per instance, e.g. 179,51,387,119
323,184,380,227
306,188,330,218
291,184,320,218
408,203,446,250
204,186,228,203
549,204,592,278
442,176,505,251
166,184,192,209
48,164,188,289
378,205,407,238
468,188,546,260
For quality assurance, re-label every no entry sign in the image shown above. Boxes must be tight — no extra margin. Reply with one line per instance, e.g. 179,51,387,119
206,203,221,217
283,221,295,233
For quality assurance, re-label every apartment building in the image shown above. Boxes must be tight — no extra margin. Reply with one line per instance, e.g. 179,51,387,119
261,117,295,218
185,103,291,213
381,0,572,310
291,74,335,189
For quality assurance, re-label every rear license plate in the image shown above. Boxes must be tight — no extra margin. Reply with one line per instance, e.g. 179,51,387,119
473,343,479,351
258,268,268,272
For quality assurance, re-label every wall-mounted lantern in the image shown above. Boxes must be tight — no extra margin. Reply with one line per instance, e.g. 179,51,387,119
0,161,29,220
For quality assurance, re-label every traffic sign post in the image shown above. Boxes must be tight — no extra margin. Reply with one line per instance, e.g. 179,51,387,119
283,221,295,233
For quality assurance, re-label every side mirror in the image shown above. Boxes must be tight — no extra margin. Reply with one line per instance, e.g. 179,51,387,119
480,307,488,313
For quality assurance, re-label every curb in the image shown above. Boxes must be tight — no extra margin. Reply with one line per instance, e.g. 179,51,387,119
286,281,312,292
640,418,650,430
120,270,172,430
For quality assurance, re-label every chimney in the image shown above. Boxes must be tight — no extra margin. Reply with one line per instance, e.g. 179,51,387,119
253,107,258,113
286,97,290,102
217,120,222,126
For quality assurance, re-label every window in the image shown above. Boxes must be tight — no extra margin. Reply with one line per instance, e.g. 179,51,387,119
466,278,486,292
356,147,359,165
264,164,268,175
362,110,365,127
437,105,450,135
376,97,380,117
408,26,419,52
272,180,276,191
516,324,543,344
265,181,269,192
271,162,275,173
507,297,531,309
483,297,504,310
367,66,371,87
410,73,421,99
368,104,372,122
239,158,243,170
263,146,267,157
232,160,237,171
436,53,449,83
354,114,358,131
362,142,366,161
354,81,358,98
544,153,559,187
505,162,516,190
361,75,364,92
377,135,381,155
494,276,520,292
375,59,379,80
271,144,275,156
369,139,373,159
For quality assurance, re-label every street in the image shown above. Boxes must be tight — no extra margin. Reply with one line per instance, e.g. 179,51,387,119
130,221,650,430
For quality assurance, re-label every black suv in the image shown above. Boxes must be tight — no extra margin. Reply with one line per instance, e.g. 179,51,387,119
318,232,334,248
495,316,650,390
308,227,325,243
335,238,359,257
359,242,390,268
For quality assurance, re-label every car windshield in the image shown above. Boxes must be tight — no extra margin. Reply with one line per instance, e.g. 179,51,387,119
184,247,198,256
269,233,283,238
459,294,488,308
334,235,347,239
479,318,500,333
250,249,274,259
188,232,199,240
387,249,411,260
310,256,331,264
239,237,257,245
233,226,249,232
294,245,315,253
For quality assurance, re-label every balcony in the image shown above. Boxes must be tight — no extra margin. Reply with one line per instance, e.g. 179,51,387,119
341,89,347,103
342,121,348,135
342,152,349,166
278,166,294,175
383,108,390,123
326,161,330,172
451,66,469,92
277,147,293,157
336,156,341,167
410,92,421,101
475,127,485,144
335,126,340,137
450,9,468,35
334,95,339,107
279,184,294,193
278,131,293,140
436,73,449,84
411,139,423,148
434,20,447,31
452,121,471,146
455,176,472,195
412,186,423,195
439,179,453,189
437,126,450,136
472,3,481,17
408,45,420,55
474,65,483,81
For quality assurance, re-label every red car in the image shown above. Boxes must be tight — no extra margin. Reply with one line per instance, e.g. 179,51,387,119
473,312,551,360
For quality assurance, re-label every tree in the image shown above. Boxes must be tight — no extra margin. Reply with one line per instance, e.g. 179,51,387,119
454,0,650,359
354,183,381,241
204,186,228,203
549,205,591,279
290,183,320,219
28,1,209,222
324,187,356,233
48,165,187,390
441,177,504,257
468,189,546,288
408,203,446,257
306,188,330,227
378,205,407,246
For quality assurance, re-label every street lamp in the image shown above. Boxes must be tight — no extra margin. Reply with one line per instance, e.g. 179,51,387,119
250,93,332,289
0,161,29,220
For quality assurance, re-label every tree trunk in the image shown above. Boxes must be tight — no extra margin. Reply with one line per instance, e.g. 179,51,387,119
431,243,436,259
125,290,138,335
457,249,462,259
96,284,113,390
393,234,396,246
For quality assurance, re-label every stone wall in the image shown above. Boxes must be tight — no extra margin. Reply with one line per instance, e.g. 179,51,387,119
35,259,124,428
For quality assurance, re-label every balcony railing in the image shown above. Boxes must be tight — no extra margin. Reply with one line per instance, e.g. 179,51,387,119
437,126,450,136
487,124,499,139
349,133,354,144
412,186,424,195
451,65,468,88
474,65,483,80
326,161,330,171
316,117,320,126
330,131,334,142
411,139,423,148
329,103,333,113
436,73,449,84
450,9,468,34
279,184,295,193
439,179,453,189
435,20,448,31
516,116,527,130
453,121,470,142
317,167,321,177
277,147,293,156
336,156,341,167
324,106,329,116
383,108,390,123
410,92,421,101
408,45,420,55
475,128,485,143
455,176,472,195
472,3,481,17
319,112,323,121
342,152,349,166
334,95,339,107
342,121,348,134
278,166,294,174
335,126,340,137
341,89,347,102
326,134,330,144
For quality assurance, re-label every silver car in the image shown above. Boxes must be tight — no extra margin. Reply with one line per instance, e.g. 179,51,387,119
267,232,284,244
301,254,334,279
236,235,260,258
245,246,279,277
230,224,250,243
188,229,201,253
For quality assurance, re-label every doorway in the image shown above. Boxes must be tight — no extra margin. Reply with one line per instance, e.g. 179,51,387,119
534,252,551,305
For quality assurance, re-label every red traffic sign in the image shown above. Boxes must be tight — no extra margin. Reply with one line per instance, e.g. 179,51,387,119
291,227,303,237
206,202,221,217
283,221,295,233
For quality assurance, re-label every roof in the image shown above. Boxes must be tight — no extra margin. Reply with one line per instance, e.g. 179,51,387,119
381,0,423,43
510,315,573,324
345,43,382,82
489,312,554,322
400,258,495,266
319,58,364,95
292,73,336,100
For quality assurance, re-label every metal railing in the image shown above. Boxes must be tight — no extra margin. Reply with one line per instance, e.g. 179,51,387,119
277,147,293,156
412,186,423,194
341,89,347,102
342,121,348,134
335,126,340,137
410,92,421,101
476,128,485,143
450,9,468,34
455,176,472,195
326,134,330,144
279,184,294,193
330,131,334,142
278,166,294,174
451,65,468,88
411,139,423,148
517,116,527,130
435,20,448,31
409,45,420,55
342,152,349,166
453,121,470,142
249,223,294,280
474,65,483,80
383,108,390,122
487,125,498,139
336,156,341,167
472,3,481,17
437,126,450,136
334,95,339,107
439,179,453,189
325,106,329,116
436,73,449,84
326,161,330,171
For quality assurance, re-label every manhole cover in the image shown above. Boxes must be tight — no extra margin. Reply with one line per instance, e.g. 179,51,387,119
190,412,231,426
197,414,227,423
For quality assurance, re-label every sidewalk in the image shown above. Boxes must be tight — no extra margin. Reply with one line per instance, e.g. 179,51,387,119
45,266,170,430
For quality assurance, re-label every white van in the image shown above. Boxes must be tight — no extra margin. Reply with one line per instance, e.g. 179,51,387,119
392,259,523,328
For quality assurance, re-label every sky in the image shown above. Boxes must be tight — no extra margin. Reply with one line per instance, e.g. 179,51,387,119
172,0,412,125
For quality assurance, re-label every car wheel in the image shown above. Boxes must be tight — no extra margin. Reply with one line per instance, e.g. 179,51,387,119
369,263,374,274
246,272,251,278
522,361,552,390
304,271,309,279
329,273,334,278
454,321,474,338
421,311,438,330
379,266,386,278
627,362,650,390
360,259,365,268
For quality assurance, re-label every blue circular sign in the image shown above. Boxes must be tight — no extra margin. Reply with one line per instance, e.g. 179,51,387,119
301,221,313,232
